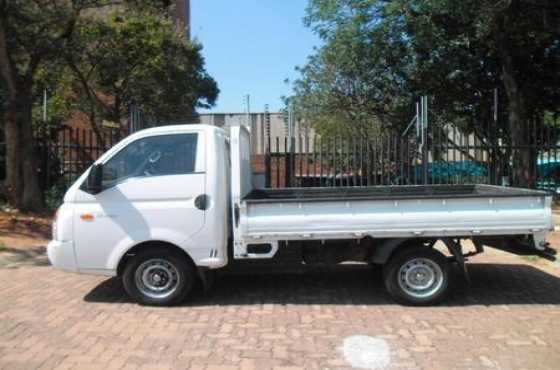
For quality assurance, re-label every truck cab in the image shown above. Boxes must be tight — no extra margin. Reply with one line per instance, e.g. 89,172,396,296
49,125,231,304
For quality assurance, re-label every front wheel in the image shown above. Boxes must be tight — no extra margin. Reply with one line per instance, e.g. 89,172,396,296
122,249,195,306
383,247,454,306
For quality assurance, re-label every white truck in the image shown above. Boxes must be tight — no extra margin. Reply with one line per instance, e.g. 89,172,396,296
48,124,556,306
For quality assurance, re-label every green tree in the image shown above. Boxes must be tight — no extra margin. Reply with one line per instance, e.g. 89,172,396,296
64,11,218,148
397,0,560,186
293,0,560,186
0,0,99,211
0,0,218,211
291,0,417,138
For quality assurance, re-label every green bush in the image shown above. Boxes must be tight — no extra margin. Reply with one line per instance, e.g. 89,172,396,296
44,183,67,211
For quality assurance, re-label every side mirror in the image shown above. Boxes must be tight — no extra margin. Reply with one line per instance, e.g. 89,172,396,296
85,163,103,194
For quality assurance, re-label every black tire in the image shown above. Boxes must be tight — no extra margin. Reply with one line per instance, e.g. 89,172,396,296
383,247,454,306
122,248,196,306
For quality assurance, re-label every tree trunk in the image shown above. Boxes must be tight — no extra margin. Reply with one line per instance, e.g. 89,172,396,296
19,94,44,212
0,22,22,207
501,63,534,187
0,20,43,211
497,15,535,188
3,105,23,208
3,90,45,212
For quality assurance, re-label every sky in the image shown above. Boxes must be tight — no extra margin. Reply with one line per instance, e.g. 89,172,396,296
191,0,321,113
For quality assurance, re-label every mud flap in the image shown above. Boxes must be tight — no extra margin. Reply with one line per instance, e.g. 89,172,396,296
442,238,470,285
197,268,215,295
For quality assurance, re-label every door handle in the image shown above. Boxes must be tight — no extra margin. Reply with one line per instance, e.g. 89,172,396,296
194,194,209,210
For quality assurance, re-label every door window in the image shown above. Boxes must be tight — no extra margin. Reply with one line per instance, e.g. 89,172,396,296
102,133,198,187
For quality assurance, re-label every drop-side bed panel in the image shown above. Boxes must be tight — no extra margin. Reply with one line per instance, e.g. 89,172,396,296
240,185,553,241
244,184,548,203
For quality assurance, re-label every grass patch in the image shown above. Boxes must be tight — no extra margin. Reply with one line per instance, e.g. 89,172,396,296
0,242,7,252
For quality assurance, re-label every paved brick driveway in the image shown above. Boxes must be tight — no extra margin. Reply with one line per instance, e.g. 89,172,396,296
0,249,559,370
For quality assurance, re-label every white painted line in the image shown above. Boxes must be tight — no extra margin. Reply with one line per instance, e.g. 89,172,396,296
339,335,391,370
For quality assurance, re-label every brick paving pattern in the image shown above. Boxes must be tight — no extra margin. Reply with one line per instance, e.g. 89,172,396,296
0,249,559,370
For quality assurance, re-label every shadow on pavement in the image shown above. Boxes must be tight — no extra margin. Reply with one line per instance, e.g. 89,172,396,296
0,246,49,267
84,263,560,306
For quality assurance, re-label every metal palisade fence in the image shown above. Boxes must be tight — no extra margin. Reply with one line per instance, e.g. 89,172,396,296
31,104,154,192
264,110,560,193
23,102,560,195
34,126,123,192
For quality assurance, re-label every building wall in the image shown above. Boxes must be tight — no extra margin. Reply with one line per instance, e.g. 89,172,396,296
174,0,190,39
196,112,316,154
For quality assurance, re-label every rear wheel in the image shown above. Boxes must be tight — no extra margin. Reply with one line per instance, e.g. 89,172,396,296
123,248,195,306
383,247,453,306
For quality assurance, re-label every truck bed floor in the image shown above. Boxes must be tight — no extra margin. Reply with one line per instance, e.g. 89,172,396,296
244,184,548,203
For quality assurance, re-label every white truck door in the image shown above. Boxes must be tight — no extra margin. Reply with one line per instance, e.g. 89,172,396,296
73,132,206,272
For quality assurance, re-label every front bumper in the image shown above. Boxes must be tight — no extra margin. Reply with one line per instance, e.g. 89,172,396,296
47,240,77,271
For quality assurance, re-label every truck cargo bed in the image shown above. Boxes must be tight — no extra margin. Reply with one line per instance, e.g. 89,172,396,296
230,125,553,268
244,184,548,203
240,184,553,242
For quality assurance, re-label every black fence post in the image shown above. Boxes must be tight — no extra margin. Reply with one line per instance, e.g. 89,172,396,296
265,137,271,188
422,133,429,185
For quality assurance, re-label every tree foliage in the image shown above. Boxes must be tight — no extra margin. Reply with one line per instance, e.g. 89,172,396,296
292,0,560,185
0,0,218,211
65,10,218,146
0,0,98,211
292,0,417,137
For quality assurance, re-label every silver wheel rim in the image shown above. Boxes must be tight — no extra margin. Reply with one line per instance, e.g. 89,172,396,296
397,257,444,299
135,258,180,300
